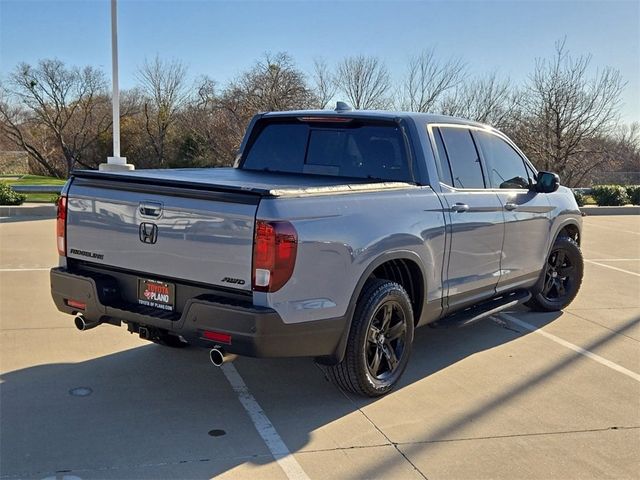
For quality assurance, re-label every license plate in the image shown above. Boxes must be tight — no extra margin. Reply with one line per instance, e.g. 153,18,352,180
137,278,175,311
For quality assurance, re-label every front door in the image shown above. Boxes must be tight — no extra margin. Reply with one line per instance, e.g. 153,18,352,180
473,130,553,292
431,126,505,313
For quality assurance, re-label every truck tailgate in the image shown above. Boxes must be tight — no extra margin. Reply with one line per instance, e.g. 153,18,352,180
66,174,259,292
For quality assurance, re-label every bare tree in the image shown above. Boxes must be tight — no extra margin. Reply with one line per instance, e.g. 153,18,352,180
401,49,466,112
137,56,189,166
229,52,316,113
0,59,112,177
216,52,317,162
176,76,235,166
334,55,391,110
440,73,520,130
572,122,640,186
312,58,336,109
513,39,625,186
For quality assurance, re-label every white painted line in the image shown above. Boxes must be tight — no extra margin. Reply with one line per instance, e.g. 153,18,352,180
587,258,640,262
221,363,310,480
585,223,640,236
499,313,640,382
584,260,640,277
0,267,51,272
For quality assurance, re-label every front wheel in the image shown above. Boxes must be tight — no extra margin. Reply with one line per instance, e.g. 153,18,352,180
325,279,414,397
527,236,583,312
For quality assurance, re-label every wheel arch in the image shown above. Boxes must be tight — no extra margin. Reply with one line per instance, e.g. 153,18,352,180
320,250,427,365
557,222,581,245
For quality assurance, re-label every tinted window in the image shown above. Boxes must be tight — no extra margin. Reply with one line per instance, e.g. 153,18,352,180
243,121,411,182
439,127,485,188
432,128,454,186
475,131,530,189
244,123,308,173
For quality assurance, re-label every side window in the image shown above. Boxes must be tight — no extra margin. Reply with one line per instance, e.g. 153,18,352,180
431,128,454,186
475,131,530,189
439,127,485,189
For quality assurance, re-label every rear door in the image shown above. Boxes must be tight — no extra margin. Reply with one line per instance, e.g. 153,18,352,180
473,130,553,292
430,126,505,312
66,177,258,291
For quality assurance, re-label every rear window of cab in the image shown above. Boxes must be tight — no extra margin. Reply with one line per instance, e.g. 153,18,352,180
241,119,412,182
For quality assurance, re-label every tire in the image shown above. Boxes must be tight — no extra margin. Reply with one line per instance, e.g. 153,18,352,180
527,236,583,312
325,279,414,397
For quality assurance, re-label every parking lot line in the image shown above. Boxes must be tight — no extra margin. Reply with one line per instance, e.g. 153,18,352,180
499,313,640,382
587,258,640,262
584,260,640,277
221,362,311,480
584,223,640,236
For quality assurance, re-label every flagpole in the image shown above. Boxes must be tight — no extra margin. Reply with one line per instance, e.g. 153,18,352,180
100,0,134,171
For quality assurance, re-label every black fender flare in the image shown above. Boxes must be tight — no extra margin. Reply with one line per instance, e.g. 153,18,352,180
318,250,427,365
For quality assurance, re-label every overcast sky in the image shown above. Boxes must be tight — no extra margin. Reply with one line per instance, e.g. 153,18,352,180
1,0,638,123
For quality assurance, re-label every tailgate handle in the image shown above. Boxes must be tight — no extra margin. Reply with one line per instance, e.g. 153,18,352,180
139,201,163,218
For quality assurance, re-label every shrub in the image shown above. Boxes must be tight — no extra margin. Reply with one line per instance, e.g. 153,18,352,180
625,185,640,205
572,190,586,207
590,185,630,206
0,183,27,205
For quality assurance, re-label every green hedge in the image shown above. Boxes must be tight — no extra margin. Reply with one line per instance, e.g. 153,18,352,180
572,190,586,207
625,185,640,205
590,185,630,206
0,183,27,205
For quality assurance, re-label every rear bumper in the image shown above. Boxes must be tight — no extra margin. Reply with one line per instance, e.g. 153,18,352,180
50,267,346,358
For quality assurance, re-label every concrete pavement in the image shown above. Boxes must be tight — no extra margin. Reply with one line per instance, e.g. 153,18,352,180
1,215,638,479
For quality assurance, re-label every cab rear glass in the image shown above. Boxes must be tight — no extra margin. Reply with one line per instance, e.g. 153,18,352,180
241,119,413,182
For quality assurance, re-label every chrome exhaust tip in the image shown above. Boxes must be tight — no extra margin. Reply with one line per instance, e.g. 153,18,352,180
209,348,225,367
74,315,100,331
209,348,236,367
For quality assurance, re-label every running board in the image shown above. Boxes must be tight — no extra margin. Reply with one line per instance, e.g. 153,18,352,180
432,290,531,329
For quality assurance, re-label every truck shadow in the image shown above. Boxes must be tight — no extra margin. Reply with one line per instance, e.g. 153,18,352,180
3,310,634,479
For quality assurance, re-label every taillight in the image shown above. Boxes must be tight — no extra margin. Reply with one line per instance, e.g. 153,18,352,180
57,195,67,256
253,220,297,292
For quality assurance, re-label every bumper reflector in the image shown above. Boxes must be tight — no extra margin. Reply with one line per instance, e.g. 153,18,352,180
66,299,86,310
202,330,232,344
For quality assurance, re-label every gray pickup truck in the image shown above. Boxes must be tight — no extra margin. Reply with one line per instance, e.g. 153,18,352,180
50,106,583,396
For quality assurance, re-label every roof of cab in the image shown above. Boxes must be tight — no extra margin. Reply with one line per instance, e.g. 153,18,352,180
261,108,492,130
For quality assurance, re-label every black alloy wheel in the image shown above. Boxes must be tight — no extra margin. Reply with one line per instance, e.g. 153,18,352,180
527,236,583,311
324,279,414,397
365,301,409,381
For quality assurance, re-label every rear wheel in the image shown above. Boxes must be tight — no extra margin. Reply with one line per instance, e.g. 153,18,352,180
325,279,414,397
527,236,583,312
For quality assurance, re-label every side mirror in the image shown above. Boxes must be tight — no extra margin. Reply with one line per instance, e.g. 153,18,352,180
535,171,560,193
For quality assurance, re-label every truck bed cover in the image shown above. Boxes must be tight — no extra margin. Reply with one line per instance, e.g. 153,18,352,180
72,168,414,197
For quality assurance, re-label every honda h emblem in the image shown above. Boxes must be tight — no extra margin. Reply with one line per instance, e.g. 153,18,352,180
139,222,158,244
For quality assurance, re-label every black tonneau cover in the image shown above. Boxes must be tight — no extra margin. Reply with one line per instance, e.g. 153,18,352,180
72,168,413,198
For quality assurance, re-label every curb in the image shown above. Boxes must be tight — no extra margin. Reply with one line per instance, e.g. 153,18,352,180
0,203,57,218
580,206,640,216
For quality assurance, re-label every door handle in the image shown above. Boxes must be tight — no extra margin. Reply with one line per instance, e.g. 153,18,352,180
504,202,518,211
139,201,163,218
451,203,470,213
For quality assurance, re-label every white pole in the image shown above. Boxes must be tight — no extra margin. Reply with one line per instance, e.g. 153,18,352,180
110,0,121,161
102,0,132,170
